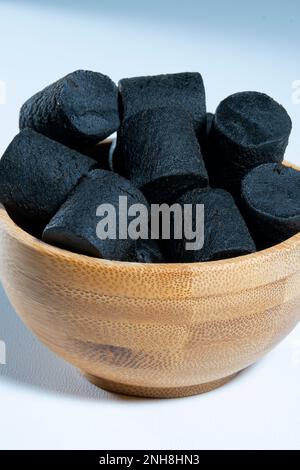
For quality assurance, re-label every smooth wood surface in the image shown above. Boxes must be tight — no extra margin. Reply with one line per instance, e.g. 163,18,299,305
1,164,300,397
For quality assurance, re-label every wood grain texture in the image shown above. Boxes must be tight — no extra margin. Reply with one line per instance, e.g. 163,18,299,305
0,163,300,398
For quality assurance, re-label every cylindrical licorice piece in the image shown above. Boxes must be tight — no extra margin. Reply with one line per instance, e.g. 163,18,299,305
0,129,96,233
19,70,120,150
206,92,292,197
241,163,300,249
118,72,206,138
162,188,256,263
115,107,209,204
42,170,149,261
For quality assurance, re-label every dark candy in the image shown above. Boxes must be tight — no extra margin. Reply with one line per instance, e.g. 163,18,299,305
115,107,208,204
119,72,206,137
0,129,96,232
163,188,256,262
3,70,295,264
241,163,300,248
206,92,292,197
80,139,112,170
201,112,214,158
206,112,214,137
19,70,120,150
132,239,165,263
42,170,149,260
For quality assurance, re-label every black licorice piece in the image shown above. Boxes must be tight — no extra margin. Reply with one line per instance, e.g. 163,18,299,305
42,170,149,261
115,107,209,204
0,129,96,233
119,72,206,137
206,92,292,197
163,188,256,263
241,163,300,248
19,70,120,150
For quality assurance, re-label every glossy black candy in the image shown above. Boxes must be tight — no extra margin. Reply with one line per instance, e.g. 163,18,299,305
0,129,96,233
19,70,120,150
115,107,209,204
42,170,149,261
163,188,256,262
241,163,300,248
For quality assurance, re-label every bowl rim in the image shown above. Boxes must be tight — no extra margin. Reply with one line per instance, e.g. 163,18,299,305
1,214,300,273
1,160,300,274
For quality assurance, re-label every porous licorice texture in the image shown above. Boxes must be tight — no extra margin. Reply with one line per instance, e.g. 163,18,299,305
0,129,96,233
162,187,256,262
119,72,206,139
115,107,209,204
20,70,120,150
42,169,149,260
206,92,292,197
241,163,300,248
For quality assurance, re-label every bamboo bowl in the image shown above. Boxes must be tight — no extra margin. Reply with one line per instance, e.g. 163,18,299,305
1,173,300,398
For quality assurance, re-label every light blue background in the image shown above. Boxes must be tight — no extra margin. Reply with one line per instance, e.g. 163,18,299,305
0,0,300,162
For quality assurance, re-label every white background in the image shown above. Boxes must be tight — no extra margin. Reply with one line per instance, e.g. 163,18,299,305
0,0,299,450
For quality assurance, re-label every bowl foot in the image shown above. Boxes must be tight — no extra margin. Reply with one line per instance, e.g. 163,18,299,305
84,372,239,398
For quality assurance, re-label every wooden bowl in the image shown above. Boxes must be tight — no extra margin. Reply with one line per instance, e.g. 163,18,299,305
1,169,300,398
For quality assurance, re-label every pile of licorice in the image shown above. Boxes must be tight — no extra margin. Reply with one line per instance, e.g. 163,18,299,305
0,69,299,263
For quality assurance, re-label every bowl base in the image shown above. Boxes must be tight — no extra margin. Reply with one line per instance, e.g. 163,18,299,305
84,372,239,398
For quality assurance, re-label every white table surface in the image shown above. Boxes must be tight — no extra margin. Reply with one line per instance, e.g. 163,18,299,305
0,0,299,450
